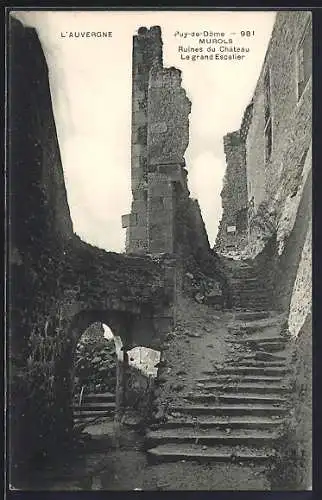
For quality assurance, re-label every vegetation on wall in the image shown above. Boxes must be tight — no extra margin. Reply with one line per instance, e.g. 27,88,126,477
73,332,116,398
63,236,170,308
10,310,68,476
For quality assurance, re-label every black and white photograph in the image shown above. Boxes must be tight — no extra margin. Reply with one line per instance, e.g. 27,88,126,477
6,9,312,491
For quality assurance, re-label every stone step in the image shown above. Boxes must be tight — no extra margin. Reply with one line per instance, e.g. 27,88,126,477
231,288,268,294
237,289,263,294
233,304,271,310
233,329,286,339
203,366,289,376
146,428,279,447
73,409,114,420
230,280,263,285
230,274,260,277
231,277,260,282
147,443,275,464
232,296,270,304
229,340,288,351
232,293,269,298
233,305,271,311
185,393,287,405
232,297,269,302
242,352,287,362
233,291,269,296
233,302,271,308
232,286,268,291
232,288,269,293
169,404,288,417
154,415,284,430
73,402,115,409
83,392,115,403
234,311,271,321
231,280,267,285
228,336,288,345
197,375,285,383
231,286,264,290
233,303,271,308
255,344,288,353
230,275,259,280
74,411,113,421
225,360,285,368
231,283,269,288
72,402,115,412
194,383,289,394
74,416,113,428
232,292,266,296
230,315,287,330
233,304,271,309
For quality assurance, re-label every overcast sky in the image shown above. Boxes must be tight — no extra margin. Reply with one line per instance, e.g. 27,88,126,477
13,10,276,252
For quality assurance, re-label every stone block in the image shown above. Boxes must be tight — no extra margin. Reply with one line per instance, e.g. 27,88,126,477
132,143,147,157
122,213,137,228
132,110,147,125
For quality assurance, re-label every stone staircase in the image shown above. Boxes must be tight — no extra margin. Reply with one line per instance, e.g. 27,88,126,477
227,261,272,311
146,310,291,465
72,391,115,427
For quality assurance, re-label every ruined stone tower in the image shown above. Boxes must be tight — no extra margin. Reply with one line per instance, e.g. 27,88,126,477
122,26,191,255
215,115,250,254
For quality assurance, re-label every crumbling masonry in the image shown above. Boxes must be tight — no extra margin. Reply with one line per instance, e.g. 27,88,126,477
122,26,192,255
216,11,312,261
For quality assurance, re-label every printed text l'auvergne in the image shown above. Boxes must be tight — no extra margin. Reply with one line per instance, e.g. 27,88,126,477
60,31,112,38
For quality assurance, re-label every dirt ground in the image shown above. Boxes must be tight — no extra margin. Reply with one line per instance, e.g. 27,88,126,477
18,424,269,491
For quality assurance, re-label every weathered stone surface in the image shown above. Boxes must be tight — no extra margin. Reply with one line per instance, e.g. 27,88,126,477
245,12,311,258
125,26,208,259
287,219,311,337
127,26,163,254
148,64,191,166
216,131,248,254
217,11,312,264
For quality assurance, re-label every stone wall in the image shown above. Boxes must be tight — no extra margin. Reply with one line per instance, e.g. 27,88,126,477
246,11,312,217
217,11,312,261
8,18,174,478
289,313,312,489
126,26,163,254
9,18,75,476
216,130,248,253
147,173,176,254
147,65,191,166
288,219,311,337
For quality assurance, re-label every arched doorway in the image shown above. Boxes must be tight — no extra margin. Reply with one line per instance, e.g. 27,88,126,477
72,323,119,430
56,307,162,451
69,314,129,448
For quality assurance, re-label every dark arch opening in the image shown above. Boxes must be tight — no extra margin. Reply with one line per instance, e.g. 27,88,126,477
72,322,119,433
53,308,137,448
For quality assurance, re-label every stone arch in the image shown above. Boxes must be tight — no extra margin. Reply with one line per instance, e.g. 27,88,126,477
68,308,136,350
72,322,119,406
54,307,138,444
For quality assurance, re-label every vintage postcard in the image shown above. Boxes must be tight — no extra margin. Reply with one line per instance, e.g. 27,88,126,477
6,9,312,491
